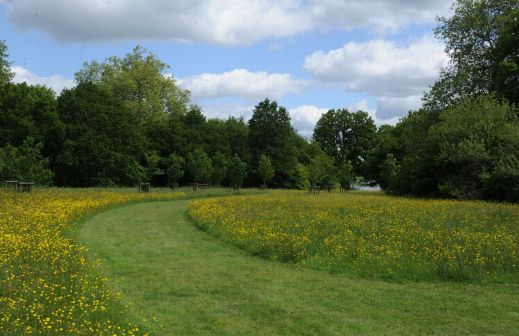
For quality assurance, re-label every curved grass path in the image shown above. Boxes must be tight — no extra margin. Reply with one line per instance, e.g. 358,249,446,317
79,200,519,335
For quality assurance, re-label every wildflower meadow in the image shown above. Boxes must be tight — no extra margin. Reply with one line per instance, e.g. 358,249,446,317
189,191,519,281
0,189,184,335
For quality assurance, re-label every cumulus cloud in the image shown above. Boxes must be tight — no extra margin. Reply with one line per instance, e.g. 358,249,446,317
1,0,311,44
348,100,401,126
0,0,453,44
304,36,448,97
375,95,422,119
179,69,306,101
310,0,452,33
304,36,448,119
11,66,75,94
289,105,329,137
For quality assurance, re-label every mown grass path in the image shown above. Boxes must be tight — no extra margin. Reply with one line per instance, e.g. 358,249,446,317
79,200,519,335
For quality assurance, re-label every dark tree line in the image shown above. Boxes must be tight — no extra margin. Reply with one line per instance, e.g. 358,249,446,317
0,44,373,189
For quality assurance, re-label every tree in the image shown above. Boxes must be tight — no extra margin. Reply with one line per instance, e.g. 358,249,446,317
257,154,274,185
338,160,355,190
55,82,143,187
166,153,185,184
249,99,298,187
387,95,519,200
363,124,401,186
227,154,247,187
292,163,309,190
424,0,519,110
186,148,213,183
307,152,337,187
313,109,376,173
75,46,190,125
0,137,53,184
428,95,519,199
0,83,63,161
143,150,164,183
226,116,251,166
211,152,229,185
0,40,13,86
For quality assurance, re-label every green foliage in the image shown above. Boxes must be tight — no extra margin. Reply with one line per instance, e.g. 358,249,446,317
0,40,13,86
186,148,213,183
143,150,164,183
313,109,376,173
166,153,185,184
249,99,298,187
429,95,519,199
0,137,53,184
378,155,399,191
307,152,337,186
75,46,190,126
257,154,274,185
425,0,519,110
227,154,247,187
385,95,519,201
211,152,229,185
226,117,251,165
292,163,309,190
338,160,355,190
55,82,143,187
0,83,63,157
481,155,519,201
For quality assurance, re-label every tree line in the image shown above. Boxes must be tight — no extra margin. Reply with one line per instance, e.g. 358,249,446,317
0,45,369,189
0,0,518,201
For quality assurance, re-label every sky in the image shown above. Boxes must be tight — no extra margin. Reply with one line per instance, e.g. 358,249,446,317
0,0,454,137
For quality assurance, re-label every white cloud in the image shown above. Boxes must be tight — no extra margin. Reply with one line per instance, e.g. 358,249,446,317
304,36,448,119
11,66,75,94
179,69,306,101
304,36,448,97
348,100,400,126
1,0,453,44
289,105,329,137
375,95,422,120
310,0,452,33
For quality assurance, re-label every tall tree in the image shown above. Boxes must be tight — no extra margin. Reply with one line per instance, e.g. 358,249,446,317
186,147,213,183
211,152,229,185
257,154,274,186
0,137,53,184
424,0,519,110
55,82,144,187
227,154,248,187
0,83,63,161
313,109,376,173
75,46,190,125
166,153,185,185
249,99,298,187
0,40,13,86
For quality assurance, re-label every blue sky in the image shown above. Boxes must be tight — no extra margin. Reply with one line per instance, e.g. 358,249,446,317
0,0,453,136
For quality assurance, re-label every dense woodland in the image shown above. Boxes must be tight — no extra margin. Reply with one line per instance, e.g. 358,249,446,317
0,0,518,201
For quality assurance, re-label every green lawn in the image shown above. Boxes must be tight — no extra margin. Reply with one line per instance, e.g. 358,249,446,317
79,200,519,335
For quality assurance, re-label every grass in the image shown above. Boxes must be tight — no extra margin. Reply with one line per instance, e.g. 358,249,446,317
0,188,187,335
80,199,519,335
189,191,519,282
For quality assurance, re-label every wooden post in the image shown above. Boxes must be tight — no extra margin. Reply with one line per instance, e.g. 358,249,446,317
138,183,150,192
3,180,18,190
16,182,34,192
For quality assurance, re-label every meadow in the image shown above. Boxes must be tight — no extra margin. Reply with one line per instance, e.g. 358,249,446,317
188,191,519,282
0,188,189,335
3,187,519,335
